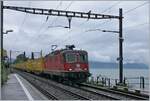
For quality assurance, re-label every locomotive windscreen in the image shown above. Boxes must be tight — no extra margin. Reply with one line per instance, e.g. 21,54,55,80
79,54,88,63
65,53,77,63
64,52,88,63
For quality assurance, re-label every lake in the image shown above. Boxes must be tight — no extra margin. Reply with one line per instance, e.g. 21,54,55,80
89,67,149,92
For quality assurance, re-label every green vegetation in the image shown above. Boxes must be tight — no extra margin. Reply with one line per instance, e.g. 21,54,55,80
113,86,118,89
1,49,10,85
135,90,141,94
124,87,128,91
1,63,9,85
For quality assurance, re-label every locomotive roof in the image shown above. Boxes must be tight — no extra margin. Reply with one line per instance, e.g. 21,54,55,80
45,49,87,57
60,49,87,54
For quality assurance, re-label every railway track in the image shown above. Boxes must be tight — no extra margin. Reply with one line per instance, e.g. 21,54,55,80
17,71,58,100
16,71,89,100
32,81,58,100
78,83,149,100
15,70,149,100
15,70,119,100
73,85,119,100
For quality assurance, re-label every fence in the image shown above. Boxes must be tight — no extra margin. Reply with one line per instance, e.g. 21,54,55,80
86,75,149,90
125,76,149,89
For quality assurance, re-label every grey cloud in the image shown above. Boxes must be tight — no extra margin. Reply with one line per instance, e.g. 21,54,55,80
3,1,149,65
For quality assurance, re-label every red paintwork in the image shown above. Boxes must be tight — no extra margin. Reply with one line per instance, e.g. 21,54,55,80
44,50,89,73
64,63,88,72
44,51,64,72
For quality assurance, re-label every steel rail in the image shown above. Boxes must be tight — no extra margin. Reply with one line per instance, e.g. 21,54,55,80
39,77,90,100
50,85,90,100
29,79,58,100
74,86,120,100
14,69,149,100
16,71,58,100
16,70,89,100
78,83,149,100
15,70,120,100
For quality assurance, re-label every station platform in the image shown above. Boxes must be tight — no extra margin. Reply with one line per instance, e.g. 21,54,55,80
1,73,48,100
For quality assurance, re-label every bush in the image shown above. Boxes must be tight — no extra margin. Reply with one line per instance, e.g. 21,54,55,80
1,64,9,85
113,86,118,89
124,88,128,91
135,90,140,94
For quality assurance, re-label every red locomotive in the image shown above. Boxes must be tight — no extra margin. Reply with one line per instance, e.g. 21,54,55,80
44,45,90,82
14,45,90,83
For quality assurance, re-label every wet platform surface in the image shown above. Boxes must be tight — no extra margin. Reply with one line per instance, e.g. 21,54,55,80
1,73,48,100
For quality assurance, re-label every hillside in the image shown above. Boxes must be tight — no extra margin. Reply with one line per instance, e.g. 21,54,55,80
89,61,149,69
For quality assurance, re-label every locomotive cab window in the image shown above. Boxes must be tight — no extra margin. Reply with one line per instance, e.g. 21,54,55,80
65,53,77,63
80,54,88,62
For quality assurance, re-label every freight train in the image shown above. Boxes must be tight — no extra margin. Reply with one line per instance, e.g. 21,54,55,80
13,45,90,83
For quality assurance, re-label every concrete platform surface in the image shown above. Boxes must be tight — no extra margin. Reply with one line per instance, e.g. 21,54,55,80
1,73,48,100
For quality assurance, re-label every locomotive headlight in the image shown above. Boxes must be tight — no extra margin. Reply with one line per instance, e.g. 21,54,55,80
69,68,72,71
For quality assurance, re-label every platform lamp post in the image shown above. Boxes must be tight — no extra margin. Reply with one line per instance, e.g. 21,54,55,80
1,1,4,84
3,29,13,64
1,1,14,84
2,30,14,76
3,29,13,34
1,1,13,62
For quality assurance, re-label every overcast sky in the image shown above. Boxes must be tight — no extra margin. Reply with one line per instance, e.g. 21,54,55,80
3,1,150,64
